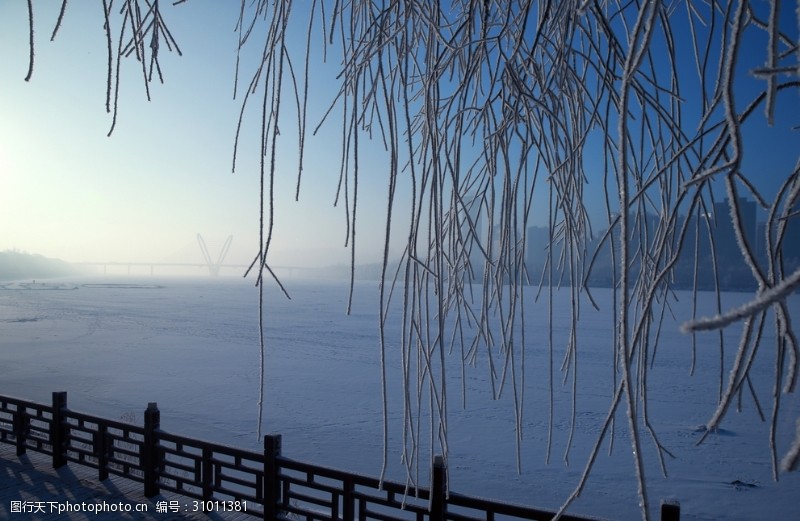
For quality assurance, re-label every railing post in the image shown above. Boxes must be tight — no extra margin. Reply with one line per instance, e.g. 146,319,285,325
143,402,161,497
661,500,680,521
430,455,447,521
202,446,213,500
13,405,28,456
96,424,109,481
342,478,355,521
264,434,282,521
51,391,68,468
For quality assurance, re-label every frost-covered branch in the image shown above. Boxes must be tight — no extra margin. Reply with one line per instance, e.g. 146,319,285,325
682,266,800,333
782,418,800,472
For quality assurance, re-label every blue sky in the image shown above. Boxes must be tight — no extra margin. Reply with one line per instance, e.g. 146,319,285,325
0,1,398,268
1,1,798,269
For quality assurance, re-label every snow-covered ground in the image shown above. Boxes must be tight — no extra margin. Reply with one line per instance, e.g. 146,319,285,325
1,276,797,520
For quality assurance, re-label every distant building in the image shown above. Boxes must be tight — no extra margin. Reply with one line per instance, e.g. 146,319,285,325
713,198,757,261
668,197,761,290
462,193,484,280
783,216,800,269
526,225,567,284
710,197,757,289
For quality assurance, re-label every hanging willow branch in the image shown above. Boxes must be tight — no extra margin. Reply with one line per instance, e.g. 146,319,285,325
233,3,800,520
39,0,183,135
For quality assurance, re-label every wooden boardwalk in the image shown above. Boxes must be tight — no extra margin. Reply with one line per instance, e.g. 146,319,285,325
0,444,254,521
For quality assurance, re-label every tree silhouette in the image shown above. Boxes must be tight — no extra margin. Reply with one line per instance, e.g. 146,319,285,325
16,1,800,519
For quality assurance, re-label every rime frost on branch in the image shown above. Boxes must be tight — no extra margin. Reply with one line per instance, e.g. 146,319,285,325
782,418,800,472
231,3,800,519
682,266,800,333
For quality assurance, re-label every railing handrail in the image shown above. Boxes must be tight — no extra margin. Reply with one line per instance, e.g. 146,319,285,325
0,391,680,521
0,393,54,413
65,408,147,436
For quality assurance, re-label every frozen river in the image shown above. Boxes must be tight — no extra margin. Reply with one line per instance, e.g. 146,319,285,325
1,276,798,520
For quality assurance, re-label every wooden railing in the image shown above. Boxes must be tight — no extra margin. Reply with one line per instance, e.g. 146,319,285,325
0,392,681,521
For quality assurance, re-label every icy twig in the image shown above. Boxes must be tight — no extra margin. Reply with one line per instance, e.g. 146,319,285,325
781,418,800,472
681,266,800,333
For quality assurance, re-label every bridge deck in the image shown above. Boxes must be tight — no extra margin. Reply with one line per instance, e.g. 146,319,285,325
0,444,253,520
